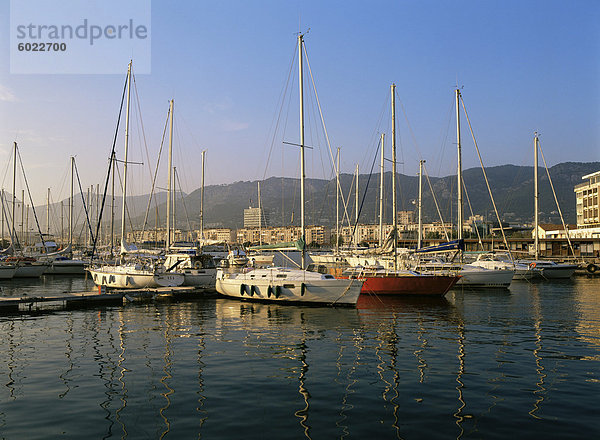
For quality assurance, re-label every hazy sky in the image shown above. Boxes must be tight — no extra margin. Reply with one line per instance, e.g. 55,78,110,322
1,0,599,207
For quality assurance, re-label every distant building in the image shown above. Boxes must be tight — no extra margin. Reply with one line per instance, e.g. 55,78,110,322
397,210,415,225
236,225,325,246
199,228,235,243
575,171,600,229
243,207,269,228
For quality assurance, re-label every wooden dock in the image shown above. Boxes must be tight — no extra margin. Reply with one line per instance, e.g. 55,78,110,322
0,286,207,314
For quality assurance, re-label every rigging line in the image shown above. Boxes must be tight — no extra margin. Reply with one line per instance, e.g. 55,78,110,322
423,164,451,242
460,95,512,258
537,139,578,261
0,147,14,191
73,159,96,243
261,41,297,181
175,170,193,237
303,43,353,228
140,105,170,237
132,73,154,190
16,148,47,249
461,177,483,249
0,192,19,250
349,138,381,246
89,68,128,263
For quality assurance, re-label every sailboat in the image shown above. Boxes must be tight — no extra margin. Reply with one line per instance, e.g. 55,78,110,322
516,133,577,279
339,85,460,296
87,62,184,289
411,89,514,288
215,34,363,305
5,142,50,278
161,101,217,288
39,158,86,274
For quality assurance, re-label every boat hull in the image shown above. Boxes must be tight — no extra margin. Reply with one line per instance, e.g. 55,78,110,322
14,263,50,278
45,260,86,275
456,268,514,288
216,274,362,305
0,265,17,279
178,268,216,288
536,265,578,279
360,274,460,296
88,268,184,289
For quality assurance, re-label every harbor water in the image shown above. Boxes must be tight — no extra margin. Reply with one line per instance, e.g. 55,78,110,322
0,274,599,439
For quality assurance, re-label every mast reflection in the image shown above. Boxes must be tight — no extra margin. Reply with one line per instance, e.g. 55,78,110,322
529,285,546,419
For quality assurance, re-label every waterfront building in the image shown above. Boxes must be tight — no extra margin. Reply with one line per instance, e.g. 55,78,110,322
199,228,235,243
243,206,269,228
236,225,325,246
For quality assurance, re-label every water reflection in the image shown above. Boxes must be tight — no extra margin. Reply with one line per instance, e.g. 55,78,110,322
574,278,600,361
454,321,467,440
0,279,598,439
294,338,311,439
357,294,462,439
159,316,173,440
529,285,547,419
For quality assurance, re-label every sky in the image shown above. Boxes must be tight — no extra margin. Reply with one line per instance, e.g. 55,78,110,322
0,0,599,207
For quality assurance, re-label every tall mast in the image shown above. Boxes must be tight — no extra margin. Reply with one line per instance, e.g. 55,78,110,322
1,189,4,246
70,157,74,248
258,181,262,246
391,84,397,271
534,132,539,259
166,99,174,250
120,61,132,253
110,153,115,255
173,166,177,241
46,187,50,238
96,183,100,244
21,190,24,246
379,134,385,247
200,149,205,241
298,33,306,270
418,159,425,249
355,163,359,246
12,142,16,248
336,147,340,254
456,88,463,242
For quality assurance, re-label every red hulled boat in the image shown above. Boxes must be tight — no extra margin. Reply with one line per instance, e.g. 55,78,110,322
344,267,460,296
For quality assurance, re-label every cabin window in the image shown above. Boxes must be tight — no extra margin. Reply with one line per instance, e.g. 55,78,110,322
276,274,287,278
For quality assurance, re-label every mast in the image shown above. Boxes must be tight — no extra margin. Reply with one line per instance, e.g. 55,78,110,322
46,187,50,238
166,99,174,250
258,181,262,246
200,149,205,242
336,147,340,254
173,166,177,242
12,142,16,248
21,190,24,246
298,33,306,270
534,132,539,259
96,183,100,245
355,163,359,246
456,88,463,242
120,61,132,253
379,134,385,247
70,157,74,248
1,189,4,246
391,84,397,271
418,159,425,249
110,153,115,255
